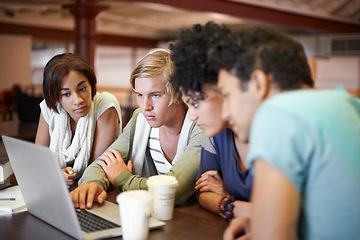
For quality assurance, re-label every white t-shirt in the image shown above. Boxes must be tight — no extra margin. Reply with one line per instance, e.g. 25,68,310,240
40,92,122,138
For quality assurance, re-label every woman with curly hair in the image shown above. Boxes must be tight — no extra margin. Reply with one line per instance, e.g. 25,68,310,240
170,22,252,221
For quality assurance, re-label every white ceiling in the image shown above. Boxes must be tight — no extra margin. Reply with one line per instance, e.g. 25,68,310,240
0,0,359,40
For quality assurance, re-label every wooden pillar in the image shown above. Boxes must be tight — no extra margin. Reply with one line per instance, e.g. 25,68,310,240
63,0,108,69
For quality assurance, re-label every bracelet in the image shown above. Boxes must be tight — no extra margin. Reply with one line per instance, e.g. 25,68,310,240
218,195,226,215
219,195,235,222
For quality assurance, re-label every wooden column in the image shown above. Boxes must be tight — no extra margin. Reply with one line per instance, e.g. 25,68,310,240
63,0,108,69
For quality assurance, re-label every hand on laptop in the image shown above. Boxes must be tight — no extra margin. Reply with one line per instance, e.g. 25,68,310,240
62,167,77,189
97,149,133,185
70,182,107,209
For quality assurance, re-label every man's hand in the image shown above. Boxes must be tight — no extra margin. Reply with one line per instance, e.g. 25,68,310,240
70,182,107,209
223,217,251,240
62,167,77,189
195,170,229,196
97,149,133,185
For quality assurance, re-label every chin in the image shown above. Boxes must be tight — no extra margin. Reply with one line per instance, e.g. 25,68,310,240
205,128,224,138
147,121,162,128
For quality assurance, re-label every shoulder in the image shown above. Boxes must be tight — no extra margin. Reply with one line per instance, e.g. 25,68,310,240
256,89,353,127
94,92,119,107
205,129,234,154
93,92,121,119
39,99,55,123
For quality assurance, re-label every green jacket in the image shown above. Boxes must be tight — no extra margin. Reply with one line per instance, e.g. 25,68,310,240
79,108,204,206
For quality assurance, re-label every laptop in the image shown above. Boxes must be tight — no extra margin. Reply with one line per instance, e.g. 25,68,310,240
2,135,165,240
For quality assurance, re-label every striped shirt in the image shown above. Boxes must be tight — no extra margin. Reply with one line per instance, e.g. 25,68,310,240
148,127,175,175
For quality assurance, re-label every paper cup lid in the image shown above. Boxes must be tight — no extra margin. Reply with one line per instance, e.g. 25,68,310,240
116,190,153,203
146,175,178,186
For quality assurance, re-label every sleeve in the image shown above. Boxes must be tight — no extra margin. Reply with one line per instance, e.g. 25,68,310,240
195,137,221,199
94,92,123,135
78,109,134,190
247,105,315,192
39,99,51,124
113,121,205,206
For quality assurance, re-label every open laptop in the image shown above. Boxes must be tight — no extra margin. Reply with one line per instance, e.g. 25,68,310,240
2,135,165,240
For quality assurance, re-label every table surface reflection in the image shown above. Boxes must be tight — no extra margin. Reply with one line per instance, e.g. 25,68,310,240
0,185,228,240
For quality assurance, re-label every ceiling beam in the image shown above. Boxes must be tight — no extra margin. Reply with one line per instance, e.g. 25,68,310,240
119,0,360,33
0,23,73,42
0,22,159,47
97,33,158,47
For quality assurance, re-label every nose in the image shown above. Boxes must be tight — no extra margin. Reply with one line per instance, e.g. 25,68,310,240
143,96,153,111
187,108,198,121
73,93,83,105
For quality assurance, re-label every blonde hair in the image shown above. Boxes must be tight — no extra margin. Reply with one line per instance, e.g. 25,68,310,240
130,48,181,105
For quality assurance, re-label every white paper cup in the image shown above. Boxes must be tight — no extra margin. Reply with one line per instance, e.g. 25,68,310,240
116,190,153,240
146,175,178,221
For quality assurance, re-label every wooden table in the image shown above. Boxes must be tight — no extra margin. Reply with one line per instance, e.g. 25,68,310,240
0,135,229,239
0,187,229,240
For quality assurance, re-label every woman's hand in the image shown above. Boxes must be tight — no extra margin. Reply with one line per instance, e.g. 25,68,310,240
233,200,252,218
61,166,77,188
195,170,229,196
97,149,133,185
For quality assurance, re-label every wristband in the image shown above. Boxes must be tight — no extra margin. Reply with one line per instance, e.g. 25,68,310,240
219,195,235,222
218,195,226,215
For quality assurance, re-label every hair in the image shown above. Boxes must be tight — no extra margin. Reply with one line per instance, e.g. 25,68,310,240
170,22,231,99
130,48,180,105
210,26,314,90
42,53,97,113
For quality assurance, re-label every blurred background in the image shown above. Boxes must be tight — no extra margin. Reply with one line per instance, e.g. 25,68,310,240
0,0,359,134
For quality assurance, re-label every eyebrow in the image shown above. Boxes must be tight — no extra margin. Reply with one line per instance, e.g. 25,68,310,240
133,90,162,95
185,94,204,103
60,81,87,91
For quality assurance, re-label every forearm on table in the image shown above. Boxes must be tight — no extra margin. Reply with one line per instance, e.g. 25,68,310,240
113,172,148,191
198,192,224,214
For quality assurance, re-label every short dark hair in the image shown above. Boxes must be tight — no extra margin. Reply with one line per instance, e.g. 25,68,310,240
43,53,97,113
170,22,231,98
210,26,314,90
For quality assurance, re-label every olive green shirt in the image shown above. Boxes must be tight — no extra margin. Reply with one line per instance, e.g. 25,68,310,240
79,108,204,206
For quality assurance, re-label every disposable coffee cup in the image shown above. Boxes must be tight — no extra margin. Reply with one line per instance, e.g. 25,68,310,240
116,190,153,240
146,175,178,221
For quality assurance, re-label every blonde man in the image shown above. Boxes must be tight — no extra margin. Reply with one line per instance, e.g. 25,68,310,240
70,48,204,209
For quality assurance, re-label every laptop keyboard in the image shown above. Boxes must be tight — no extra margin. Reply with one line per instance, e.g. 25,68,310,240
76,209,120,233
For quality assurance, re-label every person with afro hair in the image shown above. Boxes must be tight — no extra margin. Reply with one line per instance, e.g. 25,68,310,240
170,22,252,221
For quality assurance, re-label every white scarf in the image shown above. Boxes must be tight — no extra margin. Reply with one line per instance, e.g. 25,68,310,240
131,111,192,175
49,103,95,175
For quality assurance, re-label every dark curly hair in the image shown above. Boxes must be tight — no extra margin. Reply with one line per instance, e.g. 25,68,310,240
170,22,231,99
43,53,97,113
209,26,314,90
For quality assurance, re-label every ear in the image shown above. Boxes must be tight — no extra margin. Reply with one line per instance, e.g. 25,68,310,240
248,70,271,100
